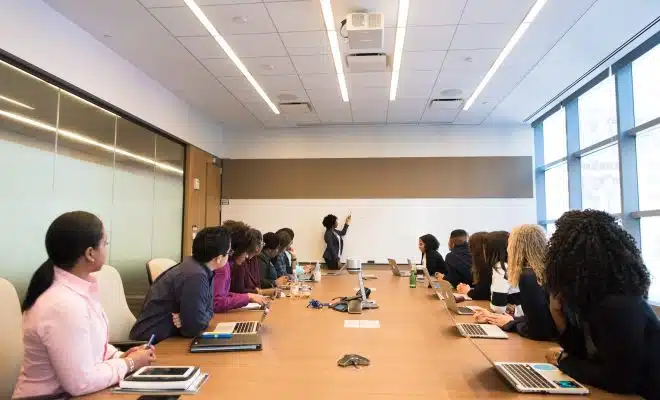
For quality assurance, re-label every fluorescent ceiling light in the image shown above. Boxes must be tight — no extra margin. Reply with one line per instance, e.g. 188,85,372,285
390,0,410,101
183,0,279,114
463,0,548,110
0,94,34,110
0,109,183,175
320,0,349,102
60,90,117,117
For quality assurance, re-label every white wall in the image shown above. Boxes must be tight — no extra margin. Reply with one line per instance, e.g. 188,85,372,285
224,124,533,159
221,124,536,262
0,0,225,157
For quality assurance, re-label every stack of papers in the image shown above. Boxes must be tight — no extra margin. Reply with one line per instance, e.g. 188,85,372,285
344,320,381,329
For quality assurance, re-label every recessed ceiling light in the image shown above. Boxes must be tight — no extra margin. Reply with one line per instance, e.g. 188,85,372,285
320,0,349,102
464,56,473,63
232,16,248,24
183,0,279,114
389,0,410,101
439,88,462,97
463,0,548,110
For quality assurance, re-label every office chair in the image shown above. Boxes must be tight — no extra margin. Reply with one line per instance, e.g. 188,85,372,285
0,278,23,399
146,258,177,285
91,265,136,343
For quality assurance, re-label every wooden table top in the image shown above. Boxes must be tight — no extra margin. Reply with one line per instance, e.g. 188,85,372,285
83,271,637,399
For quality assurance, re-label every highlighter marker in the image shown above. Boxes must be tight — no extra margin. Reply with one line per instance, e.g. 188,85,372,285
200,332,233,339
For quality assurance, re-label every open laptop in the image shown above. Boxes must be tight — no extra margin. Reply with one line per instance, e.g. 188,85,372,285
455,322,508,339
421,266,444,290
387,258,410,277
357,270,378,309
324,262,347,276
298,262,320,281
436,280,479,315
213,306,270,335
494,360,589,395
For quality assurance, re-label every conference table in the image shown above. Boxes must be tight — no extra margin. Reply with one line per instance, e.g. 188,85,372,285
85,270,637,399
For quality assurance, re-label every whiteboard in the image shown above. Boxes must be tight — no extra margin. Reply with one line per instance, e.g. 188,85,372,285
221,198,536,264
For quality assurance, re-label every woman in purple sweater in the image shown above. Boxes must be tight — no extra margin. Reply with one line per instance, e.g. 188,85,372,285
214,221,270,312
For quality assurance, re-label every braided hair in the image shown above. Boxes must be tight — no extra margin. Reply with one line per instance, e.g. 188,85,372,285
545,209,650,319
507,224,547,287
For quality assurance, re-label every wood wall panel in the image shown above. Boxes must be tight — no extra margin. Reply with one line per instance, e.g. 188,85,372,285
222,157,533,199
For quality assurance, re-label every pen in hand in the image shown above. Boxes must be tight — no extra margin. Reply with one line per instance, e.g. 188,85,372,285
145,334,156,349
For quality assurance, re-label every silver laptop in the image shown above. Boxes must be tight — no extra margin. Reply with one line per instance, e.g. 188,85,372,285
421,266,444,290
214,307,270,335
491,358,589,394
436,280,478,315
298,262,320,281
357,270,378,309
387,258,410,277
324,262,347,276
456,322,508,339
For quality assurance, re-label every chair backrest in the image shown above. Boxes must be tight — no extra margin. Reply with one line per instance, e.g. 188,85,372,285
146,258,177,285
0,278,23,399
91,265,135,342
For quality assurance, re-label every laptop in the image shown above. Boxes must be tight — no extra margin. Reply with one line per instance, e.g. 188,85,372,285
388,258,410,277
478,349,589,395
421,266,443,290
190,334,262,353
436,280,479,315
456,322,508,339
357,270,378,309
298,262,320,281
213,306,269,335
324,262,347,276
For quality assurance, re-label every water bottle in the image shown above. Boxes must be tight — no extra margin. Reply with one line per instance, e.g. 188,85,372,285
409,265,416,288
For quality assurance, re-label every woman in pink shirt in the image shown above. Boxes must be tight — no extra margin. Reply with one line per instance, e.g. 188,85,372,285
13,211,156,398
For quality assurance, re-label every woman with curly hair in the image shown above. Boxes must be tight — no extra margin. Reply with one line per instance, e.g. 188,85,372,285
418,234,447,276
543,210,659,398
457,232,490,300
322,214,351,270
476,225,556,340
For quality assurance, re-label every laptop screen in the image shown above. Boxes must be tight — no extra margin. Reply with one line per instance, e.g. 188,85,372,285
357,270,367,300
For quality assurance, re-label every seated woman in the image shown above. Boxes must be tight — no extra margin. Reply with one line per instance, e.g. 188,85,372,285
214,221,270,312
543,210,659,398
472,231,523,320
474,225,556,340
13,211,155,398
456,232,490,300
419,234,447,276
259,232,289,289
230,228,264,294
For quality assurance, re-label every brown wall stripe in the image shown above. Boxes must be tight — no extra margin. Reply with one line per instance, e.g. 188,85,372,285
222,157,533,199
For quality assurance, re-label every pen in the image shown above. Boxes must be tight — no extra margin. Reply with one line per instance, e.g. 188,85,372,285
145,334,155,349
200,332,233,339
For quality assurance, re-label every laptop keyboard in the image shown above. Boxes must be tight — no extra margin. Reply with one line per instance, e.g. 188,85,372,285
232,321,257,334
457,306,474,314
461,324,488,336
501,363,554,389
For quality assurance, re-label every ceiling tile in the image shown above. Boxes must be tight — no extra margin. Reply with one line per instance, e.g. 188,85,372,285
404,26,455,51
352,108,387,123
225,33,287,57
201,3,276,35
243,56,296,75
265,0,324,32
140,0,264,7
306,88,345,107
291,55,335,74
258,75,309,103
387,99,428,122
395,70,437,98
450,23,517,50
451,112,487,125
408,0,467,26
284,113,321,125
279,31,330,56
349,87,389,102
179,36,227,59
420,108,461,123
201,58,242,77
441,48,499,70
401,51,447,71
300,74,338,90
431,69,482,99
316,108,353,124
347,72,391,89
150,7,208,36
460,0,534,24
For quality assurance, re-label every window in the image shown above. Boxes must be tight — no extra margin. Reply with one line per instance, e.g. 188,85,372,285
545,163,569,220
581,144,621,214
632,44,659,126
640,217,660,304
636,125,660,211
578,77,617,148
545,223,556,239
543,108,567,163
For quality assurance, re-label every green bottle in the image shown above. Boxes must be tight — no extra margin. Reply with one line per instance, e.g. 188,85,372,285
409,265,416,288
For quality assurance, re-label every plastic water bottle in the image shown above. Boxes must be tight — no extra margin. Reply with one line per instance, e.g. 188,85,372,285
409,265,416,288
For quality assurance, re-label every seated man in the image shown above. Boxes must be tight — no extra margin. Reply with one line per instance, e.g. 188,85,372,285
130,227,231,342
214,221,270,312
259,232,289,289
442,229,473,287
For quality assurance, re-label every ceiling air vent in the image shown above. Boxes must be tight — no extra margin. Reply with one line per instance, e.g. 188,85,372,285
346,53,387,72
429,98,464,110
279,102,313,114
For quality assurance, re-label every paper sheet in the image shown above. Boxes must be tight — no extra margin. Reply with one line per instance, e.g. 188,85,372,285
241,303,262,310
344,320,381,329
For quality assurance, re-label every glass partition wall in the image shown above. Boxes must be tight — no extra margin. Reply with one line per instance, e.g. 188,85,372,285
0,58,184,300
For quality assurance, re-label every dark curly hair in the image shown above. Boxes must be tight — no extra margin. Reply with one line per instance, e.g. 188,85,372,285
322,214,337,229
221,220,261,258
419,234,440,252
545,209,650,319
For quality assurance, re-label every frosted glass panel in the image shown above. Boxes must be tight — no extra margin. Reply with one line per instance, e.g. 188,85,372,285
153,135,184,262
